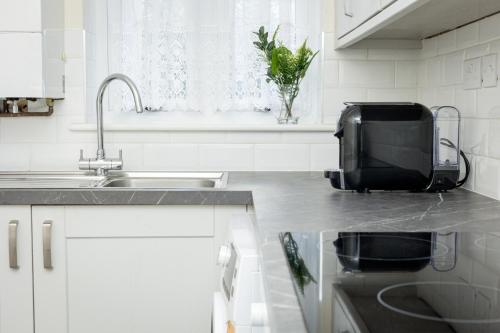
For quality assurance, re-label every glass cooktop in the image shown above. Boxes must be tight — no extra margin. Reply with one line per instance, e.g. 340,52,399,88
280,231,500,333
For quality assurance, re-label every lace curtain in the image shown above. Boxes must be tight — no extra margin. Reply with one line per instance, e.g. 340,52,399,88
106,0,320,115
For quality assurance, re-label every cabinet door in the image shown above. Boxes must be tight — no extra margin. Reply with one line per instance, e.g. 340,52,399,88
33,205,215,333
0,206,33,333
380,0,397,9
336,0,382,38
351,0,383,28
335,0,355,38
0,0,42,32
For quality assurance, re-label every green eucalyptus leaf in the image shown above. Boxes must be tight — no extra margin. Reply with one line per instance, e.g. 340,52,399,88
271,50,279,76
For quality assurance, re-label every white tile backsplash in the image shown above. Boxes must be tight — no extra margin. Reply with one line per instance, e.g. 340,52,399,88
456,23,479,50
426,57,442,87
479,14,500,42
395,61,418,88
255,144,310,171
436,30,457,55
310,144,338,171
367,88,417,102
442,51,464,85
473,156,500,199
322,87,367,120
1,118,58,143
107,144,144,170
0,144,31,171
30,143,92,171
417,12,500,199
454,87,476,117
339,60,395,88
367,49,419,61
322,60,339,88
465,44,490,59
65,58,86,87
143,144,199,171
199,144,254,171
461,118,489,155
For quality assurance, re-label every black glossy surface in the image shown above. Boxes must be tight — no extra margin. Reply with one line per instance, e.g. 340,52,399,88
281,230,500,333
336,103,435,191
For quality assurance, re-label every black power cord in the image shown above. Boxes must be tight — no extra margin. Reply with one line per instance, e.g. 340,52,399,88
439,138,470,188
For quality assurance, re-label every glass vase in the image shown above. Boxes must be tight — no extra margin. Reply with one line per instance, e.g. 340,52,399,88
277,88,299,124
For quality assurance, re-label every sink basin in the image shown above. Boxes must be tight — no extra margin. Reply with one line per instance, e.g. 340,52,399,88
0,171,228,189
100,172,228,189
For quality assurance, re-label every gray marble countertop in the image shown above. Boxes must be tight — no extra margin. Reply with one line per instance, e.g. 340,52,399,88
2,171,500,333
226,172,500,333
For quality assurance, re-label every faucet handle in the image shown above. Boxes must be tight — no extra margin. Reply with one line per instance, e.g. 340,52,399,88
79,149,84,160
118,149,123,160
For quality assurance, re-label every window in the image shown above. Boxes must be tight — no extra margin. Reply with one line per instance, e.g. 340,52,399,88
88,0,321,123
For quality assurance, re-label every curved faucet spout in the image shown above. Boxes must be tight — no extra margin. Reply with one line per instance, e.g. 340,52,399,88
79,73,143,176
95,73,143,160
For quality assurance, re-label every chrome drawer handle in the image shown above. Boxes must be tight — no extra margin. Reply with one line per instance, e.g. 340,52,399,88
43,221,53,269
8,220,19,269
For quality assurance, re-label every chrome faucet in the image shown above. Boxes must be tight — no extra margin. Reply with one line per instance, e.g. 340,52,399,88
79,73,143,175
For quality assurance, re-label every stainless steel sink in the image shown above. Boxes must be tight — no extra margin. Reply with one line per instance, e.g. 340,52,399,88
100,172,228,189
0,171,228,189
0,172,105,188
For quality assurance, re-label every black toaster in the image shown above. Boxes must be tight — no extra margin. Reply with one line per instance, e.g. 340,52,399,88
325,103,469,192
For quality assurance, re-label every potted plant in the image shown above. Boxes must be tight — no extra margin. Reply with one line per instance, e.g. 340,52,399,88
253,26,318,124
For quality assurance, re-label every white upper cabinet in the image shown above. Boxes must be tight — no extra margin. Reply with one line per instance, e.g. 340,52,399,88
0,0,42,32
335,0,500,49
0,0,64,98
380,0,397,8
336,0,392,39
0,0,63,32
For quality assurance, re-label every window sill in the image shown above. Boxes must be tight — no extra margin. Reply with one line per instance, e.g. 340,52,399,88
69,123,334,132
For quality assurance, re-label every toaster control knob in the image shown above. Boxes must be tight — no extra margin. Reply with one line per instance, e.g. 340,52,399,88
217,244,231,267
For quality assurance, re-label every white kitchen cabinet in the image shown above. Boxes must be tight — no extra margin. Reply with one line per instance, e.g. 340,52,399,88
0,0,42,32
0,0,63,32
335,0,500,49
380,0,397,8
0,206,33,333
0,0,64,98
351,0,383,30
336,0,384,39
31,205,246,333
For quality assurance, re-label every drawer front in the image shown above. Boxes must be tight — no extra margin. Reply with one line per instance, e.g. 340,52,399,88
63,206,214,238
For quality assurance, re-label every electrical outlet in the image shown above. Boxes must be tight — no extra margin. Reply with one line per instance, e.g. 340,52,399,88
482,54,498,88
464,57,482,90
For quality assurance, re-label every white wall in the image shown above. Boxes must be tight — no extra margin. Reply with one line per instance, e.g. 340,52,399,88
2,0,425,172
0,0,421,172
417,13,500,200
